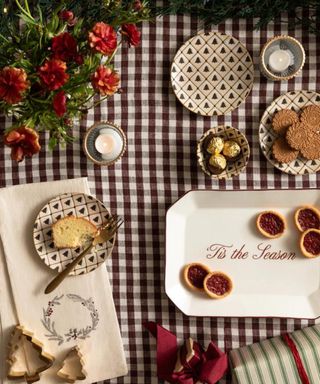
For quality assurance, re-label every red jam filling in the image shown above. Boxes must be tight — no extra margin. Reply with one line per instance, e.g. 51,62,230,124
303,231,320,256
259,213,284,236
298,209,320,231
187,265,208,288
205,274,230,296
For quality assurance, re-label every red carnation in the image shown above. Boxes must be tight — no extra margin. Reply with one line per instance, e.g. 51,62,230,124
133,0,143,11
38,59,69,91
53,91,67,117
59,10,76,26
52,32,78,62
91,65,120,96
4,126,41,162
88,22,117,56
0,67,29,104
121,24,141,47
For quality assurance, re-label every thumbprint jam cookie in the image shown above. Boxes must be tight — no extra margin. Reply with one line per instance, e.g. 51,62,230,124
256,211,286,238
183,263,211,291
295,206,320,232
300,229,320,258
204,271,233,299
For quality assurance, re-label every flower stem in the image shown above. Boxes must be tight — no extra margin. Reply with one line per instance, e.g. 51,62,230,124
77,93,95,107
24,0,31,15
15,0,34,20
106,41,122,66
0,33,9,43
92,95,109,108
30,97,50,104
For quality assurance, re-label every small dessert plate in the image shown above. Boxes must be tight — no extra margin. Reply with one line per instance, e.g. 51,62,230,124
171,31,254,116
33,193,115,275
259,90,320,175
197,126,250,179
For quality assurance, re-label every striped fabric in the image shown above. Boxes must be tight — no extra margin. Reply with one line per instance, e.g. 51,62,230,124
230,325,320,384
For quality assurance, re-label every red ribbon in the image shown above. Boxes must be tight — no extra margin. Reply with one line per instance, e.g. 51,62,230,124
144,322,228,384
282,333,310,384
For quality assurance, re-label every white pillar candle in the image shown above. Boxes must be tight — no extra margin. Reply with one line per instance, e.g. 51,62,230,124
268,49,291,73
94,128,123,161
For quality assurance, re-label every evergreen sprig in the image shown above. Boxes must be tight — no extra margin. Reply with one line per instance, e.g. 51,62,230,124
155,0,320,34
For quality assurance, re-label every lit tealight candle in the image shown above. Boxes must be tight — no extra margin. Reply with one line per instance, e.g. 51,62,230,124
95,133,115,154
94,128,123,161
268,49,291,73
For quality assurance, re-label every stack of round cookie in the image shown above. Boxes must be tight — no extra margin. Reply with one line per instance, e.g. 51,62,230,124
272,105,320,163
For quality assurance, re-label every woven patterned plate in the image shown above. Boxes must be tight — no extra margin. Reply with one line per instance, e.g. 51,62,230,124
171,31,254,116
197,126,250,179
259,90,320,175
33,193,115,275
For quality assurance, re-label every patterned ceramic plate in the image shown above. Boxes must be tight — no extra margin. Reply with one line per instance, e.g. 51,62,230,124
259,90,320,175
33,193,115,275
171,31,254,116
197,126,250,179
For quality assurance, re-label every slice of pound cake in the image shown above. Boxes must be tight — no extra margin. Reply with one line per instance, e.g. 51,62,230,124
52,216,98,249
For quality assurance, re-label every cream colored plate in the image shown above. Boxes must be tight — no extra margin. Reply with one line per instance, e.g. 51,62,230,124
33,193,115,275
166,190,320,318
197,126,250,179
171,31,254,116
259,90,320,175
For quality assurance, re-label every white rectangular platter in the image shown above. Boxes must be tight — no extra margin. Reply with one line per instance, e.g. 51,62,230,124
165,190,320,318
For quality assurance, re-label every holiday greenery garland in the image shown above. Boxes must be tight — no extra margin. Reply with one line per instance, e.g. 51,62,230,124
155,0,320,34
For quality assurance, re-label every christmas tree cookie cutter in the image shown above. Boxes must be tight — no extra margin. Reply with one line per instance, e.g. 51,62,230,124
7,324,54,383
57,346,87,383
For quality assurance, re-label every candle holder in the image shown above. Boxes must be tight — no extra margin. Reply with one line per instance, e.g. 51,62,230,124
83,121,126,166
259,35,305,81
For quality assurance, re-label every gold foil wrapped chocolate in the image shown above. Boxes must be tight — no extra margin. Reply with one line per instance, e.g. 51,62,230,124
223,140,241,160
207,136,224,154
208,154,227,174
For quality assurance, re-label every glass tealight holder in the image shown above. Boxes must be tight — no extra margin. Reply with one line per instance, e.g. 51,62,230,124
83,121,126,166
259,35,305,81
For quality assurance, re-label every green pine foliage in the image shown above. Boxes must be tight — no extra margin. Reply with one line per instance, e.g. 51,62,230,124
155,0,320,34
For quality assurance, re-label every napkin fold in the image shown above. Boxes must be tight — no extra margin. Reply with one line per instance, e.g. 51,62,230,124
0,178,127,384
144,321,228,384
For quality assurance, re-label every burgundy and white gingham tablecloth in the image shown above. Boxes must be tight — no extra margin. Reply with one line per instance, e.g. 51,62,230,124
1,9,320,384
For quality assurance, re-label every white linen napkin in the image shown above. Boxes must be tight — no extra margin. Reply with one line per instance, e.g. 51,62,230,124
0,178,127,384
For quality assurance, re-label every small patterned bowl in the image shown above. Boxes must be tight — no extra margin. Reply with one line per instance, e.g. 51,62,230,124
260,35,305,81
197,126,250,179
83,121,126,166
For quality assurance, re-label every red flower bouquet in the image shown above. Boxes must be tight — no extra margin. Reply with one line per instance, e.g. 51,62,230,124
0,0,150,161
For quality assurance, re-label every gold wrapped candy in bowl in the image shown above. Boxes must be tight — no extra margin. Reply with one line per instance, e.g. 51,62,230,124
197,126,250,179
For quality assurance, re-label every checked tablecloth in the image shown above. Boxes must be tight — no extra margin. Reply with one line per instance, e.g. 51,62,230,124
1,9,320,384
